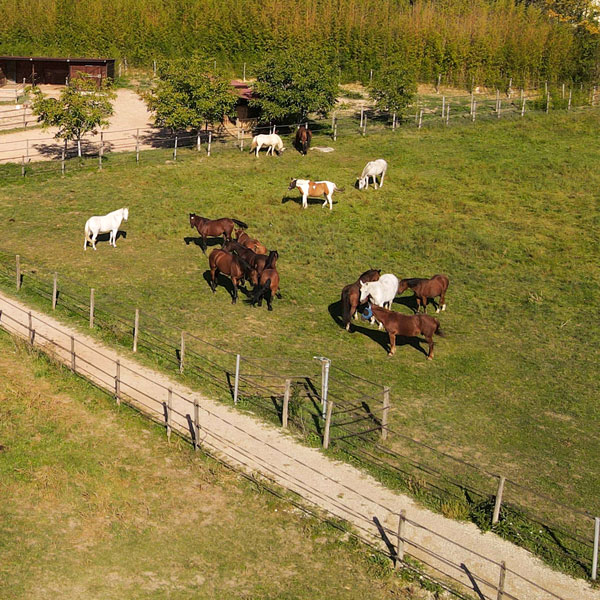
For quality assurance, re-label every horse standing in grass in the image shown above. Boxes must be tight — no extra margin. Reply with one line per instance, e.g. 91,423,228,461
397,274,449,313
294,125,312,155
341,269,381,331
189,214,248,253
223,241,278,276
208,248,258,304
235,229,268,255
357,159,388,190
252,252,280,311
250,134,285,157
359,274,399,329
84,207,128,251
288,178,343,210
362,304,444,359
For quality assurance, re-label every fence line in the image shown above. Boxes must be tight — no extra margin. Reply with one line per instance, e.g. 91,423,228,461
0,297,581,600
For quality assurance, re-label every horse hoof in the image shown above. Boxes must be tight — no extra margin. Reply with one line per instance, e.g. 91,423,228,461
436,309,440,313
427,356,433,361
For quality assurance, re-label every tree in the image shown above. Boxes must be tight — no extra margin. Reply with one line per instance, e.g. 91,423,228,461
369,62,417,118
143,58,237,133
31,75,116,157
251,47,338,122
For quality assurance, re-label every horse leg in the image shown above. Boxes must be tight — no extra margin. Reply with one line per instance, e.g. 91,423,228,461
112,228,117,247
210,268,218,292
425,334,434,360
302,192,308,209
373,175,378,190
422,297,428,313
388,332,396,356
201,236,207,254
92,233,98,251
440,289,447,312
380,171,385,188
266,289,273,311
232,280,238,304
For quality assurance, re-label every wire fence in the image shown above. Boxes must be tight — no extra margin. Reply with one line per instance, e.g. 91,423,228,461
0,249,597,584
0,290,586,600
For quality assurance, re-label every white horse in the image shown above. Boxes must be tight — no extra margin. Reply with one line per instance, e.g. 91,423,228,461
358,159,388,190
359,273,399,329
288,179,342,210
250,133,285,157
84,207,129,251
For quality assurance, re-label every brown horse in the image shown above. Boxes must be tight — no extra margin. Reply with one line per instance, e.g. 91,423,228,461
362,304,444,360
189,214,248,253
294,125,312,155
208,248,258,304
235,228,268,255
397,274,449,313
223,241,278,275
341,269,381,331
252,255,280,311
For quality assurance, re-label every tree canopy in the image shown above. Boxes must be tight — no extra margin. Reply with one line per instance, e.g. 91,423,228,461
251,47,338,122
144,58,237,132
31,75,116,156
369,62,417,116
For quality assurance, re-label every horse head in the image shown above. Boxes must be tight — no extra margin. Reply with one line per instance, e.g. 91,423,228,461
397,279,409,295
189,213,197,228
288,178,297,191
357,177,367,190
122,207,129,221
359,280,370,303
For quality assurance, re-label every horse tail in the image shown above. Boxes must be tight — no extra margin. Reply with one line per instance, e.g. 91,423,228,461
232,219,248,229
249,139,257,152
335,185,345,193
434,319,445,337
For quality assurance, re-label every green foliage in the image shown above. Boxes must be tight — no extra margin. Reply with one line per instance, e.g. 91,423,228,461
369,61,417,115
143,57,236,132
30,75,115,154
251,46,338,121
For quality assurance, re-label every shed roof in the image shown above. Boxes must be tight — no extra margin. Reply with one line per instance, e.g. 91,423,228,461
231,79,255,101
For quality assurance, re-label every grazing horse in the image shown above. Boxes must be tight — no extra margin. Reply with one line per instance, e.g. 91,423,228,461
359,274,399,330
252,259,280,311
397,274,449,313
358,159,388,190
288,178,343,210
341,269,381,331
208,248,258,304
84,207,128,251
362,303,444,359
235,229,268,255
189,214,248,253
294,125,312,155
250,133,285,157
223,241,278,275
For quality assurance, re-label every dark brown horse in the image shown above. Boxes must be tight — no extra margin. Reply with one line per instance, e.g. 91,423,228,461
189,214,248,253
222,241,278,275
252,258,280,311
397,274,449,313
341,269,381,331
362,304,444,359
208,248,258,303
235,228,268,255
294,125,312,155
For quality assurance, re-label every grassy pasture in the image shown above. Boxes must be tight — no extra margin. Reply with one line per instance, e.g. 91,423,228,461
0,111,599,564
0,330,428,599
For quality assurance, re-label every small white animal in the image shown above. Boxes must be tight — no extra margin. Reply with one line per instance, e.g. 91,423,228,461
358,159,388,190
359,273,399,329
84,207,129,251
250,133,285,157
288,178,342,210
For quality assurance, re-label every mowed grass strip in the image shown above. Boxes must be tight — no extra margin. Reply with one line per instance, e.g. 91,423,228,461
0,111,598,533
0,329,423,600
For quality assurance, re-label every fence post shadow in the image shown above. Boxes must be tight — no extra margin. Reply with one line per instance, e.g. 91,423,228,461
460,563,486,600
373,516,397,563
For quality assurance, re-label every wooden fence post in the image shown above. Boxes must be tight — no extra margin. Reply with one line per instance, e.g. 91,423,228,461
99,141,103,170
173,135,178,161
70,335,75,371
233,353,240,405
492,476,506,524
568,88,572,111
446,103,450,126
363,113,367,136
193,399,200,451
28,311,33,343
381,386,390,440
521,98,526,117
207,132,212,156
472,101,476,122
322,399,334,449
133,308,139,353
197,131,202,152
136,129,140,162
396,510,406,568
496,561,506,600
115,359,121,405
282,379,291,428
89,288,94,328
360,105,364,128
16,255,21,291
166,388,172,441
21,156,25,177
497,99,501,119
592,517,599,580
546,91,550,114
179,330,185,373
240,130,244,152
418,110,423,129
52,273,57,309
441,96,445,120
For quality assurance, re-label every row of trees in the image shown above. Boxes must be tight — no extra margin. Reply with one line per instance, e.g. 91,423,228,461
1,0,598,85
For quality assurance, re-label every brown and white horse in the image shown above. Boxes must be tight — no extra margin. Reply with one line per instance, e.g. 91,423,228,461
288,178,343,210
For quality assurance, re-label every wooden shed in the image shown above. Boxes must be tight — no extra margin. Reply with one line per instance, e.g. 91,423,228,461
224,79,261,133
0,56,115,86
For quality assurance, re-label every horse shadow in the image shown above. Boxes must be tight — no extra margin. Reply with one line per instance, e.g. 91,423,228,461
392,295,419,313
184,236,224,252
281,196,336,208
89,231,127,247
327,300,428,357
202,270,254,300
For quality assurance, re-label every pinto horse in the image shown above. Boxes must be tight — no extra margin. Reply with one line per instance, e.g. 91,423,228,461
341,269,381,331
223,241,278,275
288,178,342,210
294,125,312,155
235,229,268,255
208,248,258,304
397,274,449,313
190,214,248,253
362,304,444,360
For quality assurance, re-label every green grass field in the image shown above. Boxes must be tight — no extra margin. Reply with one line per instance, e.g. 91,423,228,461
0,110,599,571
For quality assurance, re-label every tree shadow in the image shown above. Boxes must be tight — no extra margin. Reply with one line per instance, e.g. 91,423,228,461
34,138,109,160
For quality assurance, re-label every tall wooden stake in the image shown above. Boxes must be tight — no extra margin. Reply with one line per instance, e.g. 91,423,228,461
89,288,95,328
381,386,390,440
492,476,506,524
282,379,291,428
133,308,139,353
52,272,57,309
396,510,406,568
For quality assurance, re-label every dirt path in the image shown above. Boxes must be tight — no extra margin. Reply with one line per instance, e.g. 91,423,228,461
0,290,596,600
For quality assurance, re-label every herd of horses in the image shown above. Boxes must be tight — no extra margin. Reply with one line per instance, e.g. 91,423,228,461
82,125,449,358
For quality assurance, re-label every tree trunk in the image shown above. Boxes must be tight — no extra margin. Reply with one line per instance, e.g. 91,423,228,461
77,138,82,158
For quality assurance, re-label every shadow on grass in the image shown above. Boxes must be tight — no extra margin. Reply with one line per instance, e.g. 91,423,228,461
202,269,254,303
281,195,337,208
84,230,127,250
183,236,224,253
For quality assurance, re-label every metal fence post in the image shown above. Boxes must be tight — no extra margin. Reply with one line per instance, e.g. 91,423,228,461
89,288,94,328
207,132,212,156
592,517,600,580
492,476,506,524
381,386,390,440
233,353,240,405
133,308,139,352
395,510,406,568
282,379,291,428
173,135,178,161
322,398,334,449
